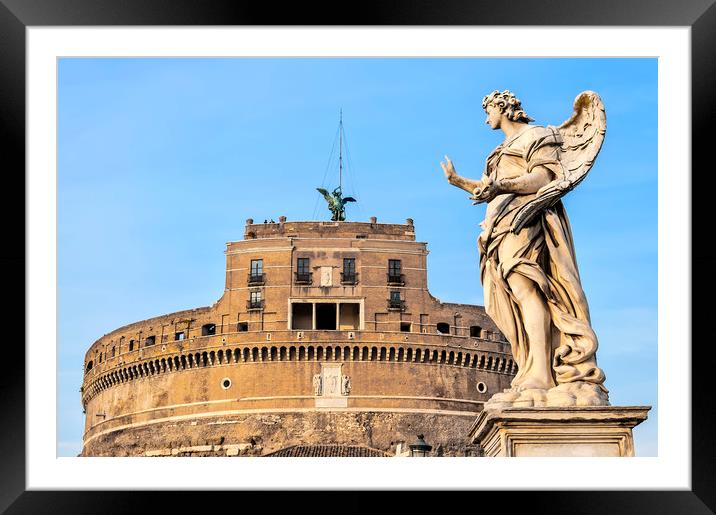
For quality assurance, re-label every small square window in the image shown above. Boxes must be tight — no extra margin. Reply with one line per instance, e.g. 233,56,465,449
175,331,186,341
400,322,411,332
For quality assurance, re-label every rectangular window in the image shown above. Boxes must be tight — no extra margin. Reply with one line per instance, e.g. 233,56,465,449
389,290,403,310
249,259,264,284
389,259,401,276
388,259,403,284
315,303,337,330
237,322,248,332
291,303,313,330
145,335,156,346
248,290,263,309
400,322,411,332
296,257,311,283
339,303,360,330
175,331,186,341
344,258,355,275
129,340,135,351
342,258,356,283
297,258,310,274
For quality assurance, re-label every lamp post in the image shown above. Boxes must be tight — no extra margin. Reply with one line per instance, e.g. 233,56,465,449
409,434,432,457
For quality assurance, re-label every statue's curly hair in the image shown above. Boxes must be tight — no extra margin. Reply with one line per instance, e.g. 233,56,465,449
482,90,534,123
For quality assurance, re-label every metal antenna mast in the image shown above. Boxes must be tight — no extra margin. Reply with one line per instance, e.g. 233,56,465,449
339,109,343,193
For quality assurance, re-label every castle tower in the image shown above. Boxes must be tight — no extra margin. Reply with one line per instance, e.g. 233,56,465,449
80,218,515,456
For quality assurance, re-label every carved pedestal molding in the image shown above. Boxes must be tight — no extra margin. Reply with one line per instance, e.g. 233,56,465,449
468,406,651,457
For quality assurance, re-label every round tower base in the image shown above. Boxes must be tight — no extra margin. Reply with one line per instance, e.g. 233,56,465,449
81,410,480,457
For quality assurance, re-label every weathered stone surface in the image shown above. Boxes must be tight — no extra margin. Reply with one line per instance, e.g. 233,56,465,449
83,410,479,457
468,406,650,457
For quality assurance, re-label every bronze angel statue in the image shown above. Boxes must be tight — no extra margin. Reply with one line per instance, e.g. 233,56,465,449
317,187,357,221
441,90,609,409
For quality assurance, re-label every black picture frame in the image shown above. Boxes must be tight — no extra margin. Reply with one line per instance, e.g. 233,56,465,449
4,1,714,513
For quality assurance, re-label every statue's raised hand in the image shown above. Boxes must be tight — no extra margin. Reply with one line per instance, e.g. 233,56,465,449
440,155,458,184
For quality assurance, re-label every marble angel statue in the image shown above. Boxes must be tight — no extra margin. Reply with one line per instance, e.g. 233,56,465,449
441,90,609,409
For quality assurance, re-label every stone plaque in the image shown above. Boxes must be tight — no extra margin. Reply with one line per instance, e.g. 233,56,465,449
320,266,332,287
315,363,348,408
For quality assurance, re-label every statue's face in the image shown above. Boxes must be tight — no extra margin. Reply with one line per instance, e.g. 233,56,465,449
485,103,502,130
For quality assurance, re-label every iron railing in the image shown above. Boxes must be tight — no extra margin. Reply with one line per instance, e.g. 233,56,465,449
294,272,312,285
340,272,358,284
387,298,406,311
246,299,264,310
247,273,265,285
387,273,405,285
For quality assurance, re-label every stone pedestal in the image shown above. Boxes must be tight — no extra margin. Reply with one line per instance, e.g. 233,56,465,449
468,406,651,457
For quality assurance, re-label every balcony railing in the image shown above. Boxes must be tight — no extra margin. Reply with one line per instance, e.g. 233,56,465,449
387,298,406,311
246,299,264,310
340,272,358,285
247,273,265,285
294,272,312,285
387,273,405,286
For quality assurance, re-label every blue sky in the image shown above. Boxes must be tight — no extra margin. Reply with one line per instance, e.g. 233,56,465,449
58,57,657,457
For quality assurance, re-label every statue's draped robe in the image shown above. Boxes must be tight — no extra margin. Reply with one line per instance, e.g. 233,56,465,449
478,125,606,390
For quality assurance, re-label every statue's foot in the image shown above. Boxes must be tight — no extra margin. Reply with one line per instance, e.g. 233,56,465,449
484,388,548,409
483,389,521,410
513,388,548,408
483,382,609,410
545,382,610,407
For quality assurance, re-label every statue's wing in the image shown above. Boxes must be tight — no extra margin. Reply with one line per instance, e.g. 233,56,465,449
510,91,606,233
343,197,357,203
316,187,333,204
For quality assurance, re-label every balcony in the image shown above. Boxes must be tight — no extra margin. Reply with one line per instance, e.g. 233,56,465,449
294,272,313,285
387,273,405,286
340,272,358,285
246,299,264,311
247,273,265,285
387,298,406,311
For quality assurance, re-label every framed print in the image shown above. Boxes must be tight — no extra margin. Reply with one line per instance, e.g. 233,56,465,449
5,0,715,513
